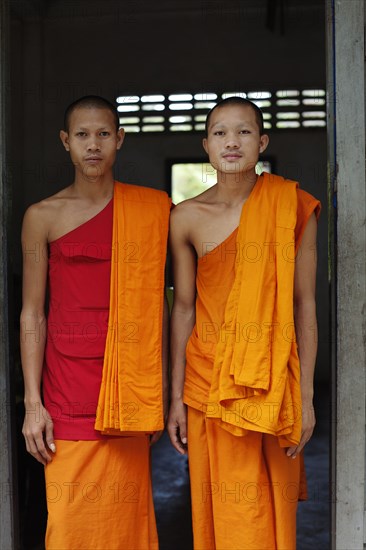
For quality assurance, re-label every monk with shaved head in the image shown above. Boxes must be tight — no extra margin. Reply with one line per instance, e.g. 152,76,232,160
20,95,171,549
167,97,321,549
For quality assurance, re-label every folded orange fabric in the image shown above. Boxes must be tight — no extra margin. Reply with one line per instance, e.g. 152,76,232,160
207,173,302,445
95,182,171,435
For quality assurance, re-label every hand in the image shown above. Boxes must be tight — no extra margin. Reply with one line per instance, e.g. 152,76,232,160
150,383,169,446
286,400,316,459
22,401,56,465
167,398,188,455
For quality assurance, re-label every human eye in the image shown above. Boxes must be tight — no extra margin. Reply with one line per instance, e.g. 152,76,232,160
75,131,87,137
100,131,111,137
239,129,250,134
213,130,225,136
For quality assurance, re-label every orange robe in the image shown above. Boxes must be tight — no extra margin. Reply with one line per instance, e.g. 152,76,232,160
95,182,171,435
184,173,321,549
45,438,158,550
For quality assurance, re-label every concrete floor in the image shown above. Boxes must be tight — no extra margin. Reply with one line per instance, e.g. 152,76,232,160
17,382,330,549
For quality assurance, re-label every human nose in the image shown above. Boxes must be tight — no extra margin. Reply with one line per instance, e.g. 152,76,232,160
87,136,101,151
224,132,239,148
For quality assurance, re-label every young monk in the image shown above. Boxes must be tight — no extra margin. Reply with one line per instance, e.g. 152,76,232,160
167,96,321,549
20,95,171,549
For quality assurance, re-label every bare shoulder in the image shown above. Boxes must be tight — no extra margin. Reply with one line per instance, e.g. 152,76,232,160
171,187,216,222
170,197,202,240
170,188,218,250
22,186,72,239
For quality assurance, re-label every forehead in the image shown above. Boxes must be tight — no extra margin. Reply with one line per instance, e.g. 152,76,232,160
68,106,115,127
209,104,257,127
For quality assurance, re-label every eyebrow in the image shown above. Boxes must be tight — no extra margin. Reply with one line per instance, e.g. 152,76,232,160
210,120,254,130
74,126,110,131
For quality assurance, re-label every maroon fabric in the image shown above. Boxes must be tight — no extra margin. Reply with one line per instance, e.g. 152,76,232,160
43,199,113,440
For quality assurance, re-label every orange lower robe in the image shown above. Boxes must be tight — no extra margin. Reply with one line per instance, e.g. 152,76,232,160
184,175,321,550
45,438,158,550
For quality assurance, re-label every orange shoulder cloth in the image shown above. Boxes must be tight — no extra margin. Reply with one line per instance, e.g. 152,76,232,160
95,182,171,435
207,172,302,446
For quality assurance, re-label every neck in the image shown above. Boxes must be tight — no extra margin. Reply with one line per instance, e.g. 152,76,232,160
215,170,258,204
72,171,115,200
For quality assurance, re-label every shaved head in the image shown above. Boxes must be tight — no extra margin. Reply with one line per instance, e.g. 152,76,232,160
64,95,119,132
205,97,264,136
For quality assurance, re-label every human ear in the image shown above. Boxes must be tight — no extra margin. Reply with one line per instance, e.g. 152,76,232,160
259,134,269,154
116,128,125,150
202,138,208,155
59,130,70,151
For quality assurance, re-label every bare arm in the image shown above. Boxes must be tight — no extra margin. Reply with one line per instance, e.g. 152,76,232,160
20,205,55,465
287,213,318,458
167,206,197,455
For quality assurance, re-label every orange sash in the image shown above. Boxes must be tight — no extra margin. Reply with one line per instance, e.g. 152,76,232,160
95,182,171,435
207,173,302,446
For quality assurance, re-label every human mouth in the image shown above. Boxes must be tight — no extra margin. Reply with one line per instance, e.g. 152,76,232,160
84,156,103,163
222,153,241,161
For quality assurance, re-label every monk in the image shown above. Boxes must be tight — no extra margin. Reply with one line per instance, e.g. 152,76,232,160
20,95,171,549
167,96,320,549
